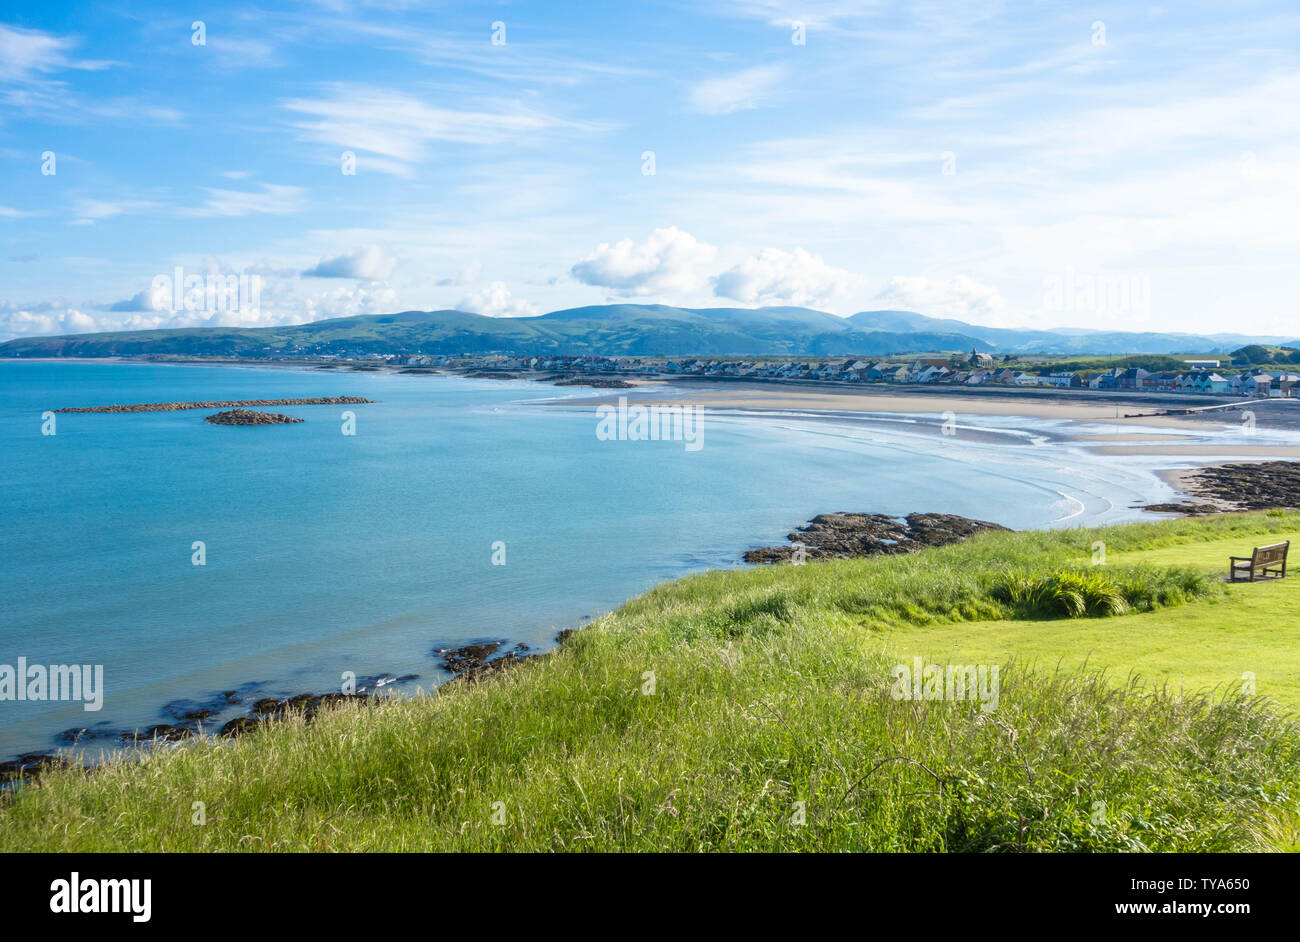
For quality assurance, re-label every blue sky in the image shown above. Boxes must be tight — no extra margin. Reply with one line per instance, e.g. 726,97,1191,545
2,0,1298,340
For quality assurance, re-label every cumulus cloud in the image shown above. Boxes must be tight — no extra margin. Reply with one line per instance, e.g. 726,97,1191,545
300,283,399,321
456,281,538,317
687,65,785,115
0,263,406,340
873,275,1008,324
107,283,172,312
302,244,397,280
713,247,858,308
0,301,97,339
570,227,717,297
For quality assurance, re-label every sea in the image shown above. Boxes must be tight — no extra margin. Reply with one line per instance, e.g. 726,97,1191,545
0,359,1250,758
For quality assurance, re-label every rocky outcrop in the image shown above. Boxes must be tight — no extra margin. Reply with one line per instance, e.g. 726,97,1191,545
553,377,636,388
1139,501,1224,515
1177,461,1300,511
57,396,374,414
219,690,390,737
121,724,195,743
0,752,78,783
435,641,540,684
205,409,303,425
217,673,419,735
743,511,1010,563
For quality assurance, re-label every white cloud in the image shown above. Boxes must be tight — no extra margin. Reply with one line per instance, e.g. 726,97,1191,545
0,301,96,339
302,244,397,280
687,65,785,115
107,283,171,312
301,283,399,321
0,265,406,340
206,37,283,70
70,198,157,226
873,275,1008,324
710,0,881,29
570,227,717,296
0,25,114,83
456,281,538,317
184,184,305,218
282,84,602,175
713,247,858,307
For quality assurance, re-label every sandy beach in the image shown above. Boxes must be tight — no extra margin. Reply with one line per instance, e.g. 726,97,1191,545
541,378,1300,512
560,379,1300,453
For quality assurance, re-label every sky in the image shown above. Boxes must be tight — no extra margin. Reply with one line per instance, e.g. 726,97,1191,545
1,0,1299,341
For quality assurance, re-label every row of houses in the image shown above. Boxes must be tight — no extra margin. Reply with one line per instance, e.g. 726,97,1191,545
399,351,1299,398
1088,367,1300,396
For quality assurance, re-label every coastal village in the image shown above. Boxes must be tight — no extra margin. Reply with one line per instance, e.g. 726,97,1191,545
378,347,1300,398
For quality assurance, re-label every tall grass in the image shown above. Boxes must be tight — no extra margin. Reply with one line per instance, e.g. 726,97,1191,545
0,510,1297,852
991,566,1216,619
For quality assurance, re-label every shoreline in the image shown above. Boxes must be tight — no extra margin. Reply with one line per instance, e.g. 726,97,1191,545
538,377,1300,459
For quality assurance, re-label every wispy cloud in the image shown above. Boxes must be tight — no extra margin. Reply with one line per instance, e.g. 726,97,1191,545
687,65,785,115
707,0,886,30
183,184,306,218
0,24,115,82
282,84,606,175
70,198,159,226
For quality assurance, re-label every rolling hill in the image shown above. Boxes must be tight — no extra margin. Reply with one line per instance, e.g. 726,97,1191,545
846,310,1296,355
0,304,1291,359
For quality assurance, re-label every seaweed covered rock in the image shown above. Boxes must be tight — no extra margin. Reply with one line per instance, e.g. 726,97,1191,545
744,511,1009,563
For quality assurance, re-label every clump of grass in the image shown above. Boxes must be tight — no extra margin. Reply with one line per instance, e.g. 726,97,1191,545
1112,566,1217,610
993,569,1129,618
991,566,1216,620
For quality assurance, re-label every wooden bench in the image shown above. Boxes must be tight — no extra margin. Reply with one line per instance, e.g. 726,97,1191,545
1229,541,1289,582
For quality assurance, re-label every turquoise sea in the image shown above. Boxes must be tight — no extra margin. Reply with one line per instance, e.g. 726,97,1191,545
0,360,1200,758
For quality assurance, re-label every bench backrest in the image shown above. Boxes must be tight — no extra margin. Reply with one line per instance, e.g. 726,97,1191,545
1252,541,1289,567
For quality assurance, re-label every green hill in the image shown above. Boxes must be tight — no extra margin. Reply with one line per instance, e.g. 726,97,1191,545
0,307,985,359
0,304,1291,359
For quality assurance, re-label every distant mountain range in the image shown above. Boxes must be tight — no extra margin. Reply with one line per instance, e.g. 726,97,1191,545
1,304,1295,359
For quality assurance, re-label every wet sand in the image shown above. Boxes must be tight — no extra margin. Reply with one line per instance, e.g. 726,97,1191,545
573,379,1300,446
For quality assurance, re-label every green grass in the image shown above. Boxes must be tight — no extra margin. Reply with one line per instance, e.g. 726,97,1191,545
2,511,1298,852
883,526,1300,709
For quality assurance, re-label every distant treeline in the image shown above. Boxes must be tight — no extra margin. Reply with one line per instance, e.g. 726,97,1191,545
1029,354,1206,375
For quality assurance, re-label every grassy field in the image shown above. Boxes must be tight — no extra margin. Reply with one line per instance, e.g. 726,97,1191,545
1,511,1297,852
885,528,1300,709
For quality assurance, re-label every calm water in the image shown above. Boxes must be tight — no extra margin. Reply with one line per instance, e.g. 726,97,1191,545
0,360,1188,757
